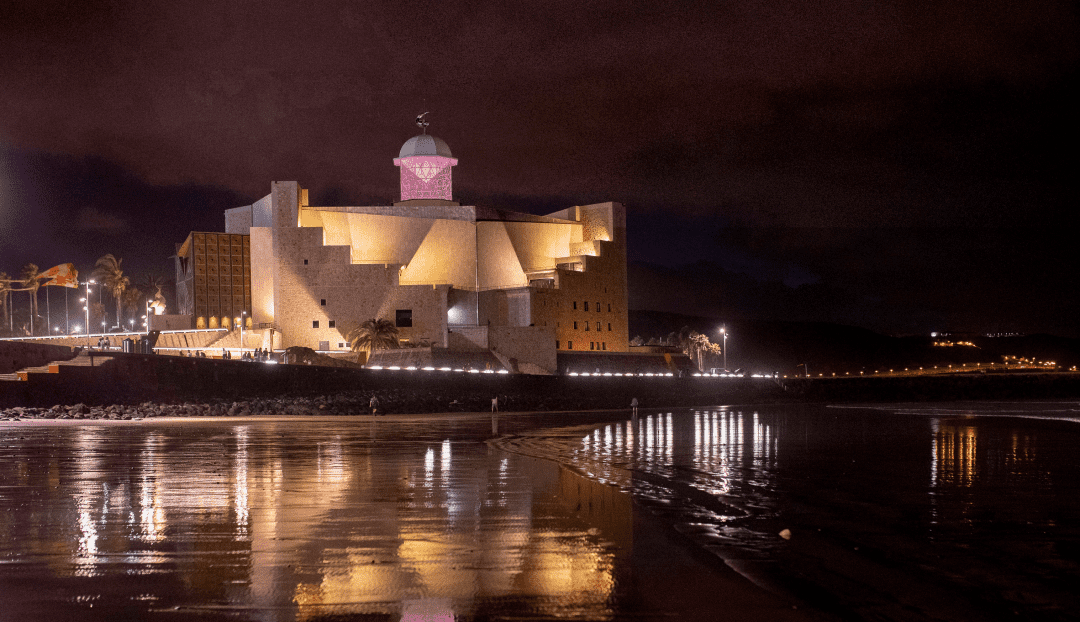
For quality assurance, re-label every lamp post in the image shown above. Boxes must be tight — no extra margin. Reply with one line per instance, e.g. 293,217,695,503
240,310,246,357
82,280,94,349
145,299,153,334
720,326,727,371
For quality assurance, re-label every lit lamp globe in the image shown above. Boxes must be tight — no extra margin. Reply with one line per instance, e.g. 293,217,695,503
393,133,458,201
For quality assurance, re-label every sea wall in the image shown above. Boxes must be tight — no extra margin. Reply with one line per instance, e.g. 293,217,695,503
0,341,78,374
0,351,779,409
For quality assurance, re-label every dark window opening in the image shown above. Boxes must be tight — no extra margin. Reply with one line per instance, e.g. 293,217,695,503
608,322,612,331
312,320,319,328
596,302,600,312
584,301,589,311
584,322,589,331
328,320,336,328
304,259,308,265
568,340,573,349
321,299,326,306
607,303,611,312
596,322,600,331
590,342,595,350
396,309,413,327
573,301,577,310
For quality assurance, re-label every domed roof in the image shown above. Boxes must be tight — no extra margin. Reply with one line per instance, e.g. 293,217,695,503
399,134,453,159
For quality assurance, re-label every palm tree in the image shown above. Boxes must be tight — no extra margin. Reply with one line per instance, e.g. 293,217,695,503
0,272,11,334
122,286,145,328
20,264,42,335
93,254,129,330
347,318,400,362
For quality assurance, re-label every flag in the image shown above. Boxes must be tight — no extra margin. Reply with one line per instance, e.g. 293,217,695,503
40,263,79,288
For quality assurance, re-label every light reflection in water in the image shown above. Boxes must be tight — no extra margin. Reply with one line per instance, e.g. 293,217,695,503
0,422,625,620
931,419,978,488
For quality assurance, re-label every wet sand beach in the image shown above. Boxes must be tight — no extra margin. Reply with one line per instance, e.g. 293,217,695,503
3,403,1079,620
0,410,812,621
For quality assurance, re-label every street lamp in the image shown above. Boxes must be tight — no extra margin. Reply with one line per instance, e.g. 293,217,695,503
240,310,246,357
145,299,153,333
720,326,727,371
82,279,94,349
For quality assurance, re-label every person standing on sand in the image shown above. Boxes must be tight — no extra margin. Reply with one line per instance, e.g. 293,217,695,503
631,397,639,416
370,396,380,416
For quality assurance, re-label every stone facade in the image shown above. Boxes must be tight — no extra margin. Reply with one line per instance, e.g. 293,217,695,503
176,133,630,373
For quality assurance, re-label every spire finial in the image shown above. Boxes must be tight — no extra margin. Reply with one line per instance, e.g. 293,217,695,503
415,111,430,134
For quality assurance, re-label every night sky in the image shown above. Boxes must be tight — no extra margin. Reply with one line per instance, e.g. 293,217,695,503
2,0,1077,337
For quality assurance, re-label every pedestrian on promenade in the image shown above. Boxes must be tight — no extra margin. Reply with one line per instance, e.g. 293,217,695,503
631,397,639,416
370,396,380,416
491,396,499,412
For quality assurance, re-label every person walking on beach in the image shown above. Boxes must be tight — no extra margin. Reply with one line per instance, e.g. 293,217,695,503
631,397,639,416
369,396,380,416
491,396,499,412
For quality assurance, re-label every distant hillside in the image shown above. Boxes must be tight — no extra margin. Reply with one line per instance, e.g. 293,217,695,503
629,310,1080,376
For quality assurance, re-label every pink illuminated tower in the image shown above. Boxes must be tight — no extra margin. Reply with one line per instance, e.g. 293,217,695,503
393,113,458,201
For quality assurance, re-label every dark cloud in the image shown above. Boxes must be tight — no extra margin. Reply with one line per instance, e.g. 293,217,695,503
1,0,1077,335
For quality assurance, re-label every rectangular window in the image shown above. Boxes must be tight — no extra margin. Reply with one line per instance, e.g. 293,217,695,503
312,320,319,328
584,301,589,311
395,309,413,327
596,321,600,331
608,303,611,312
573,301,577,310
556,340,560,349
339,342,347,348
568,340,573,350
596,302,600,312
603,342,607,350
304,259,308,265
574,321,578,329
584,321,589,331
590,342,595,350
328,320,336,328
608,322,612,331
320,299,326,306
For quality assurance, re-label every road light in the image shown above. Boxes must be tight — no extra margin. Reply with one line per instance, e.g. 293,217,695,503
83,280,95,349
719,326,727,371
240,310,247,357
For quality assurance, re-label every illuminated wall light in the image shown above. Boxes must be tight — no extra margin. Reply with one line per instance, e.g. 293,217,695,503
440,367,451,371
497,369,509,374
369,365,384,370
569,372,580,376
468,369,479,374
388,366,401,370
405,366,417,371
422,366,436,371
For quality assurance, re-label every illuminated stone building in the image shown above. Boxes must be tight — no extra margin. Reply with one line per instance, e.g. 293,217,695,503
174,232,252,328
181,129,628,373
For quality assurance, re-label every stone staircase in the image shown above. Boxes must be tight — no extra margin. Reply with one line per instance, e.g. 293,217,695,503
0,350,110,382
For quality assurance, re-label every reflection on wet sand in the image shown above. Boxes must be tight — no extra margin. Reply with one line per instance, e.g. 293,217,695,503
931,420,978,488
0,420,624,620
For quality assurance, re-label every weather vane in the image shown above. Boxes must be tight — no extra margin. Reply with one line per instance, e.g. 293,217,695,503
415,111,429,133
